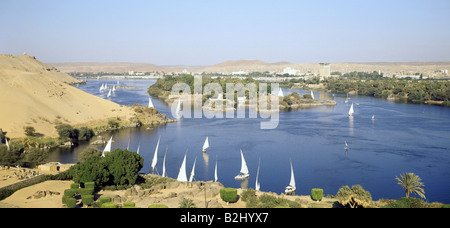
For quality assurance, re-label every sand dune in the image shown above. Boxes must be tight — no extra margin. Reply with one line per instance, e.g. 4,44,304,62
0,54,134,138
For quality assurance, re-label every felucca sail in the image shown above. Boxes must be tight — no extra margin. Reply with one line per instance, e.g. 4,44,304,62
177,152,188,182
285,160,296,194
214,157,218,182
348,103,354,116
189,157,197,182
162,147,167,177
202,136,209,152
311,91,315,100
234,149,249,180
102,136,113,157
148,97,154,108
151,136,160,174
255,158,261,191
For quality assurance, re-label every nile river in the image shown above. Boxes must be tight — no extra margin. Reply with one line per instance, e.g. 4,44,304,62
48,79,450,203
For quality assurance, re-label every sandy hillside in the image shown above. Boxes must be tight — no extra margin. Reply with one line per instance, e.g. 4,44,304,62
0,54,135,138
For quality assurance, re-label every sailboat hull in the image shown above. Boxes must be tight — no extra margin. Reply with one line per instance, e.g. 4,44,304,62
234,173,249,180
285,186,296,195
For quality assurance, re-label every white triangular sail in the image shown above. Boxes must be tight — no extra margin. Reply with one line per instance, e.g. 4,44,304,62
136,144,140,154
107,89,112,98
348,103,354,116
310,91,315,100
177,152,188,182
235,149,249,179
289,161,295,187
148,97,154,108
202,136,209,151
189,157,197,182
5,137,9,151
278,88,284,97
151,136,160,173
162,147,167,177
214,158,218,182
255,158,261,191
102,136,113,157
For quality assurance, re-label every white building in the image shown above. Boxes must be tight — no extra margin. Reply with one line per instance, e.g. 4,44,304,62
283,67,298,75
232,70,247,75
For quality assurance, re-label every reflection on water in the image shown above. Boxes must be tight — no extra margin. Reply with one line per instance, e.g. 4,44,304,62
47,79,450,203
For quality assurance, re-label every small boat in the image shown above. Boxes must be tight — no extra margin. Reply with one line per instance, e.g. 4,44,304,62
234,149,250,180
189,157,197,182
5,137,10,151
372,115,375,120
310,91,315,100
255,158,261,191
136,143,140,154
285,160,296,195
112,85,116,92
344,141,349,150
102,136,113,157
278,88,284,97
148,97,154,108
345,93,349,103
151,136,160,174
107,89,112,98
202,136,209,153
177,152,188,182
176,98,182,114
348,103,354,117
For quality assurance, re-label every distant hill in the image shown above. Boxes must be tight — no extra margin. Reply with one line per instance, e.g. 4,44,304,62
49,60,450,75
0,55,134,138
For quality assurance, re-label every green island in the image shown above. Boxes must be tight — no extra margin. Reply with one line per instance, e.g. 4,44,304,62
148,74,336,110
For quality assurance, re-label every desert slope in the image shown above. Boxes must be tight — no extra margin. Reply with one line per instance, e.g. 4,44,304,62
0,54,134,138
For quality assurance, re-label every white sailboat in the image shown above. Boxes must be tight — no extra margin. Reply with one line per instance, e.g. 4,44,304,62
348,103,354,117
285,160,296,194
148,97,154,108
107,89,112,98
372,115,375,120
102,136,113,157
162,147,168,177
177,152,188,182
310,91,315,100
151,136,160,174
214,157,218,182
344,141,349,150
345,93,349,103
112,85,116,92
202,136,209,153
189,157,197,182
278,88,284,97
234,149,250,180
5,137,9,151
255,158,261,191
136,144,140,154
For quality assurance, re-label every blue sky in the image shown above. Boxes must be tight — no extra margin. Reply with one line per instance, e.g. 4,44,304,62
1,0,449,65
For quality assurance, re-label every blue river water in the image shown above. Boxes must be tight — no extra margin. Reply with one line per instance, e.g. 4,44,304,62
49,79,450,203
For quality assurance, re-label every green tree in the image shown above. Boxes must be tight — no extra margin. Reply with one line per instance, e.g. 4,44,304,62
78,147,102,162
23,126,36,137
68,156,110,186
55,124,79,141
78,127,94,141
104,149,144,185
395,172,426,199
336,185,372,208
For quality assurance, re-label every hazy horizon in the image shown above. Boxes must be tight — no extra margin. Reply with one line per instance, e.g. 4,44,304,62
1,0,450,65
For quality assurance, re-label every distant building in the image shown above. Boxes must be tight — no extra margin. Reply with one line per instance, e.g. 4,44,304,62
128,71,134,76
232,70,247,75
283,67,298,75
318,63,331,79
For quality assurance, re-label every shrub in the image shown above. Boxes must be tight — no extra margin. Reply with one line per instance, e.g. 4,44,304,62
311,188,324,201
123,202,136,208
84,182,95,189
101,202,118,208
78,188,94,196
63,196,77,208
382,197,425,208
64,189,78,198
220,188,237,203
179,198,196,208
81,195,94,206
70,183,79,189
148,204,168,208
99,197,112,205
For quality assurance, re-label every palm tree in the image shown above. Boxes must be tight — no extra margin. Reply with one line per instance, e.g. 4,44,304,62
395,172,426,199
